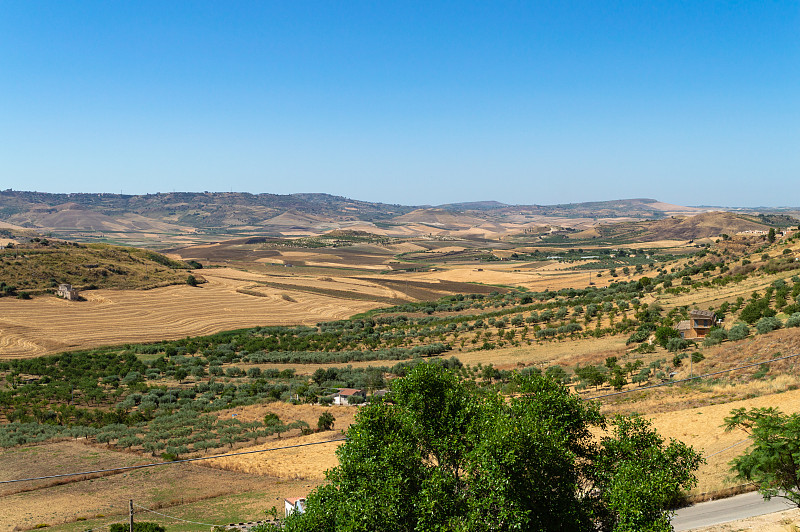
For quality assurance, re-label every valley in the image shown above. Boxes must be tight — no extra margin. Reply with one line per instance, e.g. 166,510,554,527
1,195,800,530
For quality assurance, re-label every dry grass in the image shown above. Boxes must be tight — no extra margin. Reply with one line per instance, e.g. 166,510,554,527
453,335,629,370
643,387,800,496
206,403,357,481
0,440,312,531
0,268,383,358
413,263,620,291
655,268,798,311
208,430,346,481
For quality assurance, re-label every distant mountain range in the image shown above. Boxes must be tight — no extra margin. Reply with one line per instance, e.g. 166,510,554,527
0,190,795,246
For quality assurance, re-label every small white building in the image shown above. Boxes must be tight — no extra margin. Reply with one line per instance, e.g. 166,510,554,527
333,388,366,406
57,284,79,300
285,497,306,517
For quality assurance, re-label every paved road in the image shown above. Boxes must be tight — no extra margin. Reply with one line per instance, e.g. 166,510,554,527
672,491,796,531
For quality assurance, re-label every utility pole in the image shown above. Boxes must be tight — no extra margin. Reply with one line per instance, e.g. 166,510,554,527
129,499,134,532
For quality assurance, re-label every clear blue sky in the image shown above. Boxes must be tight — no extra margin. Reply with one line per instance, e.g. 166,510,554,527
1,1,798,207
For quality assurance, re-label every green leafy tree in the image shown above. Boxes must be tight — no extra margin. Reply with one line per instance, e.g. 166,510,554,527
728,322,750,341
589,415,704,531
609,370,627,391
263,412,281,426
173,367,188,383
740,299,774,324
317,411,335,431
283,364,701,532
545,365,569,383
724,407,800,506
654,327,681,348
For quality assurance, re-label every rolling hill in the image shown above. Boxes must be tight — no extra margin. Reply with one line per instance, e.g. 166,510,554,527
566,211,778,244
0,190,795,247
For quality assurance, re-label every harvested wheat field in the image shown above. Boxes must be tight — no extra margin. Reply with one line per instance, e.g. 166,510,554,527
208,430,346,481
0,268,383,358
206,403,356,481
414,263,616,291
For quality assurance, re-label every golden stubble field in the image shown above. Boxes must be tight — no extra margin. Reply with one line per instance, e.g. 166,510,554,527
0,268,384,358
644,388,800,498
0,250,649,359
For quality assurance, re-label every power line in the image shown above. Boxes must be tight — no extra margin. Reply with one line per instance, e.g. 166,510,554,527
0,437,346,485
583,351,800,401
705,438,750,459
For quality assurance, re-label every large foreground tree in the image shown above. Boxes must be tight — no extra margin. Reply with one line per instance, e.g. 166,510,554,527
284,363,702,532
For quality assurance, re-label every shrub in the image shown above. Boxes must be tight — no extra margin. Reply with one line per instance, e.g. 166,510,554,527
703,328,727,346
728,323,750,341
626,329,649,344
634,342,656,354
121,371,143,385
667,337,690,352
317,411,336,431
110,523,165,532
263,413,281,426
786,312,800,328
755,316,782,335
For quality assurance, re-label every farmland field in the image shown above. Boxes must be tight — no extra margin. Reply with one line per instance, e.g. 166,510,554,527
0,268,385,358
0,440,313,531
3,228,800,529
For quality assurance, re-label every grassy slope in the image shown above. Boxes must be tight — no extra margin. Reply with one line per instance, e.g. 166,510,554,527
0,240,196,294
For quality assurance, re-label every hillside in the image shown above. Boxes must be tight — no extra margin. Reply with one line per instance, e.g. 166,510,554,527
565,211,777,244
4,229,800,527
391,208,489,228
0,238,197,295
0,190,749,247
0,190,414,228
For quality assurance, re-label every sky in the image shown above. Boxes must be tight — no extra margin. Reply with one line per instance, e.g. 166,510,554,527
1,1,798,207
